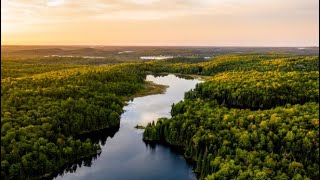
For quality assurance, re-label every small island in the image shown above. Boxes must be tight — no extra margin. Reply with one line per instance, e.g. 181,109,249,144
134,125,145,129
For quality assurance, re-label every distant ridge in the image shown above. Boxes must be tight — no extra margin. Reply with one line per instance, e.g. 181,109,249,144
1,46,319,57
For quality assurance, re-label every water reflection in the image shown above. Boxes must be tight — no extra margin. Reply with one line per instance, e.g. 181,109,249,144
45,127,119,179
53,74,201,180
75,126,120,145
151,73,195,80
45,154,99,179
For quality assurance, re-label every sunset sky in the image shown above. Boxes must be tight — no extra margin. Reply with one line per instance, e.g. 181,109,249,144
1,0,319,46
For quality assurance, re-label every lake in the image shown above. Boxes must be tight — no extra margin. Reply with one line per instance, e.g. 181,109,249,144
140,56,174,60
53,74,202,180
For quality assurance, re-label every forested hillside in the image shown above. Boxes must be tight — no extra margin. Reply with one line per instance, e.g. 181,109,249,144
1,60,146,179
1,53,319,179
143,54,319,75
144,54,319,179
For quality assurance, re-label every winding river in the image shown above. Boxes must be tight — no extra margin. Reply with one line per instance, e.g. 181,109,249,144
53,74,202,180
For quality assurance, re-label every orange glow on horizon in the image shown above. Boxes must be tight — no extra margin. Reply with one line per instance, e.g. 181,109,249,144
1,0,319,46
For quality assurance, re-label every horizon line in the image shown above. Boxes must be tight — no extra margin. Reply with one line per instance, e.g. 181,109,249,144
1,44,319,48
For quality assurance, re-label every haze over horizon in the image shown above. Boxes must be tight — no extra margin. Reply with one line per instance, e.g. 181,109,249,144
1,0,319,46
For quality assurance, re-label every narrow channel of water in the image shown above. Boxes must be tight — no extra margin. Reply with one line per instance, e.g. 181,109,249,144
53,74,202,180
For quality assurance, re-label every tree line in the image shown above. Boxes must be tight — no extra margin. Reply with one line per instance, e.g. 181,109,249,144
1,63,146,179
144,54,319,179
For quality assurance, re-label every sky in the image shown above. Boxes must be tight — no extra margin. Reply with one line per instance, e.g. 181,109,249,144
1,0,319,46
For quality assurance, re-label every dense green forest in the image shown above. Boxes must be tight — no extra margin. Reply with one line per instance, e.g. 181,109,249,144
144,54,319,179
1,53,319,179
1,59,146,179
142,54,319,75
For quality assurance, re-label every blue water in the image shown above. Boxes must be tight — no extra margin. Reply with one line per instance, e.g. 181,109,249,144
53,74,202,180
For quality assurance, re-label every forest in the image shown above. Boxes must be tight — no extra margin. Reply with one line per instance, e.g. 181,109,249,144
144,54,319,179
1,58,146,179
1,52,319,179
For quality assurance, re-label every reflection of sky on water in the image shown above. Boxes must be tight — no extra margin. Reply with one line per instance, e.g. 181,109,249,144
54,74,201,180
123,74,202,126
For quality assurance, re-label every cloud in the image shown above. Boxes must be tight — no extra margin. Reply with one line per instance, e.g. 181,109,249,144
47,0,65,7
2,0,318,46
1,0,317,33
123,0,161,5
2,0,319,22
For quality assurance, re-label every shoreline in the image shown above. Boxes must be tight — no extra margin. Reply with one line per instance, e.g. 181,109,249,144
124,80,169,103
26,74,193,180
37,79,169,179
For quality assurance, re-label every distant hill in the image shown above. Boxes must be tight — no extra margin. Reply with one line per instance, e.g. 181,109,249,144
1,45,319,58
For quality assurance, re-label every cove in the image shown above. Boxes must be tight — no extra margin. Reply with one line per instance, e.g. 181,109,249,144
53,74,202,180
